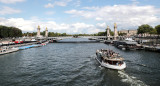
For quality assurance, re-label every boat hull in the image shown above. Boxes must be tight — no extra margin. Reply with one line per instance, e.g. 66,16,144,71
0,48,19,55
101,61,126,70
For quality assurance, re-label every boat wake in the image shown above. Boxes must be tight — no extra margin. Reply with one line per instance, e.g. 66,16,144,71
98,65,104,69
118,71,148,86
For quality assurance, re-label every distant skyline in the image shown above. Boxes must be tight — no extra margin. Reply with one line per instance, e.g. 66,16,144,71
0,0,160,34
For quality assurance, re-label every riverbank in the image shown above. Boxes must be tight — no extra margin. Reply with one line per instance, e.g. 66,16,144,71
103,39,160,52
0,37,45,56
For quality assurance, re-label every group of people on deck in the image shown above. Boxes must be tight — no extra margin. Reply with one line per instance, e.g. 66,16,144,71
100,49,120,58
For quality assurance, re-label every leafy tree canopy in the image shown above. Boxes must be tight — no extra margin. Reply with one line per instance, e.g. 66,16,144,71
155,25,160,35
137,24,153,34
0,25,22,38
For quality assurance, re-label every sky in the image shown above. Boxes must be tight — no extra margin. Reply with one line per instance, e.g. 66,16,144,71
0,0,160,34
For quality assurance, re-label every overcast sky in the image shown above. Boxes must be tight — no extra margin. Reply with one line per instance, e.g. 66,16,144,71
0,0,160,34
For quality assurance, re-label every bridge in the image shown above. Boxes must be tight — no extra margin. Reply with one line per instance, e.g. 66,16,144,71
46,36,106,43
53,41,101,43
32,23,127,43
46,36,126,41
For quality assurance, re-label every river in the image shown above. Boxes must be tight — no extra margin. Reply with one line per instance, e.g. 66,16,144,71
0,38,160,86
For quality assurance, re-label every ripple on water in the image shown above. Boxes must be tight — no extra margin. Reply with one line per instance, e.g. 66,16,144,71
118,71,148,86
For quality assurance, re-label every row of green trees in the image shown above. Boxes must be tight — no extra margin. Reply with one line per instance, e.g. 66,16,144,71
23,32,36,36
0,25,22,38
73,34,94,36
137,24,160,35
48,32,70,37
23,32,100,37
93,29,114,36
22,32,71,37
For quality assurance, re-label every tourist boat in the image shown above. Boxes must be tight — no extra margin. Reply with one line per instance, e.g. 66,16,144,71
0,46,19,55
104,40,113,44
96,49,126,70
88,38,97,40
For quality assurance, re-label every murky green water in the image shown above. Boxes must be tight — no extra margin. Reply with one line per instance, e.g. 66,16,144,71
0,38,160,86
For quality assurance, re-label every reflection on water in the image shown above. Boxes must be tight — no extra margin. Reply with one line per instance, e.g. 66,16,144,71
0,38,160,86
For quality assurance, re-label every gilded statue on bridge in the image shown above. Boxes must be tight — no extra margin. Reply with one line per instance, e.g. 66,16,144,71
114,23,117,28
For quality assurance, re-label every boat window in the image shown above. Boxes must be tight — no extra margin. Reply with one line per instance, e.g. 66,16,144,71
120,61,123,64
107,61,123,65
113,61,118,65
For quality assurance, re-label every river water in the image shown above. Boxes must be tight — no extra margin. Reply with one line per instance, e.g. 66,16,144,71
0,38,160,86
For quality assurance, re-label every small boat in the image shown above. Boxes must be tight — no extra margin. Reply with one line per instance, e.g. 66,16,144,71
45,41,49,44
31,44,42,48
88,38,97,40
96,49,126,70
41,43,46,46
18,46,32,50
18,44,41,50
0,46,19,55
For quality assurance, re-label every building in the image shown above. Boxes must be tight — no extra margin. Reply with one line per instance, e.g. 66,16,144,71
118,29,137,36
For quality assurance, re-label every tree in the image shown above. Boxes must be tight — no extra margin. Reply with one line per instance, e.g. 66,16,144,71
155,25,160,35
61,33,67,36
137,24,153,34
119,33,127,36
149,28,157,34
109,29,114,36
41,31,45,36
97,32,105,36
0,25,22,38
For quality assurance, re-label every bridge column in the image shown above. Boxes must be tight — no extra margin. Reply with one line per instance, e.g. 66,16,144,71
107,26,110,40
114,23,118,40
37,25,41,37
45,27,48,38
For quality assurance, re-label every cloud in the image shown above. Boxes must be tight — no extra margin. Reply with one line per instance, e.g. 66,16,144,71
96,23,106,28
74,0,81,7
45,11,55,15
54,1,68,7
44,0,72,8
65,5,160,29
82,6,99,10
0,17,105,34
95,17,103,21
0,0,25,4
0,6,21,15
131,0,139,5
65,9,92,18
44,3,54,8
0,18,35,32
